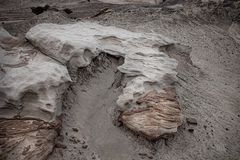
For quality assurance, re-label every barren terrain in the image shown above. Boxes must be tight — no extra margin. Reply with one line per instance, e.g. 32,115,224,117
0,0,240,160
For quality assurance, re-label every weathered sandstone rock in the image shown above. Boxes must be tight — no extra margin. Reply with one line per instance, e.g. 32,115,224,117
26,22,182,139
0,27,71,121
120,88,182,140
0,27,70,160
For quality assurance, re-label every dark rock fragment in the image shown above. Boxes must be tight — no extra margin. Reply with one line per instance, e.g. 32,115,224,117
72,128,79,132
188,128,194,133
186,117,198,125
31,5,49,15
63,8,73,14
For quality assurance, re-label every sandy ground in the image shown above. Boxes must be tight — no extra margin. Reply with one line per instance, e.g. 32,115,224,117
1,0,240,160
49,54,159,160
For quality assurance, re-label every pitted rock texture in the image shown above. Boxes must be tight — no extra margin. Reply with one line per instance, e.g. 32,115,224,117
0,27,71,121
0,119,59,160
26,22,181,139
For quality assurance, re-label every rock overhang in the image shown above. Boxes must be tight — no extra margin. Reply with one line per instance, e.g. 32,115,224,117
25,21,182,139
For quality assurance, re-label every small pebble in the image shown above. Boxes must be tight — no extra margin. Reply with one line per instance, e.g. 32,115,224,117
55,142,67,149
204,125,207,129
82,144,88,149
72,128,79,132
188,128,194,133
186,118,198,125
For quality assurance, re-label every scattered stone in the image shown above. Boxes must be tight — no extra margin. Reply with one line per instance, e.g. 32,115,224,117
186,118,198,125
31,5,50,15
69,136,80,144
82,144,88,149
72,128,79,132
188,128,194,133
55,142,67,149
63,8,73,14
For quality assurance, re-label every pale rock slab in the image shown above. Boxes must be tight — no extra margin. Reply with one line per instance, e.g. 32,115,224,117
0,27,70,160
0,26,71,121
26,22,182,139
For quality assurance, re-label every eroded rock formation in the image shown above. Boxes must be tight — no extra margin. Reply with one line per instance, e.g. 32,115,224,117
0,27,71,121
26,22,182,139
0,27,70,159
0,20,182,159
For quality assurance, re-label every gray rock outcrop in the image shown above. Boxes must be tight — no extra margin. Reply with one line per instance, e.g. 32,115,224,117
26,22,182,139
0,27,70,160
0,27,71,121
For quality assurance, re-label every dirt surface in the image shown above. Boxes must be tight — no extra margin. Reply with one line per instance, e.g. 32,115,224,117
49,54,159,160
0,0,240,160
